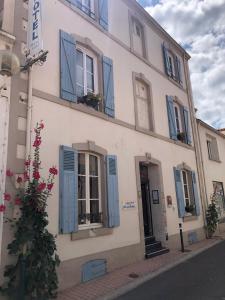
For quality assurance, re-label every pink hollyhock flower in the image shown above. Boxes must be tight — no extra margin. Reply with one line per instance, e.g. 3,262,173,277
47,183,54,191
49,167,58,176
37,182,46,191
16,176,23,184
6,169,13,177
24,172,29,181
15,198,22,206
0,204,6,212
33,138,41,147
24,160,30,166
33,171,40,180
39,122,44,129
4,193,11,201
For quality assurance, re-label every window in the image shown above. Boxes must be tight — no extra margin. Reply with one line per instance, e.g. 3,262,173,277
78,152,102,228
76,47,98,98
162,44,182,84
181,170,195,214
72,0,95,19
206,136,219,161
166,96,191,144
135,79,153,131
213,181,225,211
131,17,146,58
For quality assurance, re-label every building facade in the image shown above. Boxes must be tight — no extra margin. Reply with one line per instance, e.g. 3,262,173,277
0,0,208,290
197,119,225,225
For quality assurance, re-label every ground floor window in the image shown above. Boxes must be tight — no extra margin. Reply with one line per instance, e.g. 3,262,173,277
78,152,102,228
213,181,225,213
181,170,195,215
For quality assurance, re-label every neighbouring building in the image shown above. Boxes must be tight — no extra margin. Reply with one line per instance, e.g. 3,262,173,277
197,119,225,229
0,0,217,291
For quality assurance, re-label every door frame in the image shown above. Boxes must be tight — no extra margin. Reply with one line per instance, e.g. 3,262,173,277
135,154,167,251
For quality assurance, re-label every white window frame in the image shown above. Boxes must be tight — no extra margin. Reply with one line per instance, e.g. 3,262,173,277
78,152,102,230
168,52,175,78
207,140,213,160
174,103,182,134
76,45,98,97
181,170,192,213
80,0,95,18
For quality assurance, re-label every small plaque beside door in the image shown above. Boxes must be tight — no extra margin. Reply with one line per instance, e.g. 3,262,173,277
152,190,159,204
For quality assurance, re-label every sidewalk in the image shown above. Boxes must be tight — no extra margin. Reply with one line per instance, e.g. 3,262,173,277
58,235,224,300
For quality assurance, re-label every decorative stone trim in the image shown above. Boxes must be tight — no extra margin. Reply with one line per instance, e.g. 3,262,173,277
71,227,113,241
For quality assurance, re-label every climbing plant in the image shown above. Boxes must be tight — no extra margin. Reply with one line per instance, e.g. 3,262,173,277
206,194,219,238
0,122,60,299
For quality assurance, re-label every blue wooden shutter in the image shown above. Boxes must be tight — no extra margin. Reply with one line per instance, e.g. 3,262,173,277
173,167,185,218
166,96,177,140
175,56,182,84
59,145,78,233
99,0,108,30
60,30,77,102
106,155,120,227
162,43,172,77
192,171,200,216
103,56,115,117
182,107,192,145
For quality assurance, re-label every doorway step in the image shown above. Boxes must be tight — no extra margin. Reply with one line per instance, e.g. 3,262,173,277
145,236,169,259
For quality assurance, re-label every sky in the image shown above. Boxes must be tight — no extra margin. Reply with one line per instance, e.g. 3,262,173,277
137,0,225,129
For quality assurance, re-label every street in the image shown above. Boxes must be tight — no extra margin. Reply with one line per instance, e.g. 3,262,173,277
118,240,225,300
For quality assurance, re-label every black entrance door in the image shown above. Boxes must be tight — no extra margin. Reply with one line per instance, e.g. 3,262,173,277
140,164,153,237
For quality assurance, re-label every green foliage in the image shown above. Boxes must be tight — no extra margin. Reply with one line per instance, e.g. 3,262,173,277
1,122,60,299
206,196,219,238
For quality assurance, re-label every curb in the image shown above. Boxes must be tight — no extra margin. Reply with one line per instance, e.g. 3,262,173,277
99,237,224,300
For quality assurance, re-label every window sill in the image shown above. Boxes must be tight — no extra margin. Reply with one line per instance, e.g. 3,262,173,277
71,227,113,241
183,215,198,222
208,158,221,163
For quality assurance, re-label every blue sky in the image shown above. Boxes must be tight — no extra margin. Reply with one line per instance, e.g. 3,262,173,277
137,0,225,128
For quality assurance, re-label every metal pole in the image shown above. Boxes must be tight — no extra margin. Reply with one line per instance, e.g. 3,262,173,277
179,223,184,252
25,66,33,162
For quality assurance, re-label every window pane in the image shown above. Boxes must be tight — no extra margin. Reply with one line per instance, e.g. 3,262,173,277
184,185,189,199
182,171,187,184
77,50,83,67
87,73,94,91
77,84,84,97
78,176,86,199
78,200,86,224
90,200,100,223
90,177,99,199
78,153,85,175
76,66,84,85
89,155,98,176
86,55,93,73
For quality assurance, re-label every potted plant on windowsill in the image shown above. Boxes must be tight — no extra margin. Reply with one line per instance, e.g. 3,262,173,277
78,92,102,111
177,132,186,143
185,204,195,215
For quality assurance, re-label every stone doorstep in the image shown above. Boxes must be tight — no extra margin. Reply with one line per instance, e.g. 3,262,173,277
57,235,225,300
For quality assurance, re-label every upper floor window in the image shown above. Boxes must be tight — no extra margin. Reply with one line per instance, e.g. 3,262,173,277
162,44,182,85
76,47,98,98
166,96,192,145
134,77,154,131
67,0,108,30
78,152,102,228
60,30,115,117
130,17,146,58
206,135,220,162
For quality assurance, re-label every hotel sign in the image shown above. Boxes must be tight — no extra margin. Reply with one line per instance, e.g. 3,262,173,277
27,0,43,57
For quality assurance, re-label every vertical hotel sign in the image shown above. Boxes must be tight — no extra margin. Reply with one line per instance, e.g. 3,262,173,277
27,0,43,57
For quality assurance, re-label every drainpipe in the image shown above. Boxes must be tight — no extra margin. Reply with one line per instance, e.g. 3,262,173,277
25,66,33,161
182,55,208,233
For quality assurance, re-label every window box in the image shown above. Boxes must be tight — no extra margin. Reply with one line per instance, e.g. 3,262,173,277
78,93,102,111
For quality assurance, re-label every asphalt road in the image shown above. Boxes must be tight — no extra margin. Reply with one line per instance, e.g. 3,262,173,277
118,240,225,300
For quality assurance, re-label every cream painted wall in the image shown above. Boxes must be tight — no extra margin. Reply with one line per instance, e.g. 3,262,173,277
31,97,203,261
33,0,190,141
198,122,225,211
1,0,15,34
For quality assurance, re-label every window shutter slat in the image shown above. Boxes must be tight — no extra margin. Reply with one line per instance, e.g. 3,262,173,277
98,0,108,30
59,146,78,233
166,96,177,140
191,171,200,216
162,44,171,77
182,107,192,145
176,56,182,84
106,155,120,227
103,56,115,118
173,167,186,218
60,30,77,102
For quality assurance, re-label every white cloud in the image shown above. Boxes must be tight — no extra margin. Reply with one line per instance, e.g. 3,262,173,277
144,0,225,128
